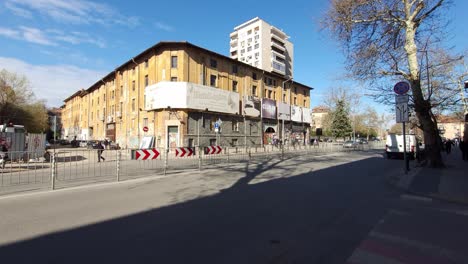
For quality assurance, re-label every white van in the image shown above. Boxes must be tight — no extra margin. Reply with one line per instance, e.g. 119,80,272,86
385,134,420,159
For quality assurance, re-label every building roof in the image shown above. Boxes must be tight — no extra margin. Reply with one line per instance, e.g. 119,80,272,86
65,41,313,102
312,106,330,113
437,115,463,123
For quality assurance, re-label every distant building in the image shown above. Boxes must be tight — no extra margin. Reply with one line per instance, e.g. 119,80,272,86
311,106,330,134
437,115,465,140
229,17,293,78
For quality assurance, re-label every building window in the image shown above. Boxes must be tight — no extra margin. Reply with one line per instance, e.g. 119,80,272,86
171,77,177,82
132,80,135,91
232,139,238,146
144,75,149,87
132,98,135,112
283,94,286,102
252,72,257,80
111,105,115,115
241,41,245,47
247,30,252,35
97,97,100,105
232,120,239,132
210,118,216,131
294,97,297,105
232,81,238,92
111,90,115,99
210,59,217,68
120,85,123,96
143,118,148,127
247,46,252,52
304,99,307,106
132,67,135,75
232,65,238,74
210,75,217,87
171,56,178,68
120,102,123,112
252,85,257,96
254,44,259,49
255,35,259,40
144,59,149,68
268,90,272,99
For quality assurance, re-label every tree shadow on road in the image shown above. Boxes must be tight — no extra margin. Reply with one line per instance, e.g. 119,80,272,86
0,154,399,264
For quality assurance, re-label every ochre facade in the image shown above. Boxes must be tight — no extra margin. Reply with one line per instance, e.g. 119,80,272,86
61,42,312,148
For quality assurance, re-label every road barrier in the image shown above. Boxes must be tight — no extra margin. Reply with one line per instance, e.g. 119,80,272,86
0,142,385,194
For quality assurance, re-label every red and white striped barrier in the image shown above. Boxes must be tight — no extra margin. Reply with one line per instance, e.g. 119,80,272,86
204,146,222,155
175,147,195,157
134,148,160,160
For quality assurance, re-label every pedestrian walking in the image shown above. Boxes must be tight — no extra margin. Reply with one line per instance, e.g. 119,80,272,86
445,139,454,154
0,144,9,169
97,141,105,162
460,140,468,161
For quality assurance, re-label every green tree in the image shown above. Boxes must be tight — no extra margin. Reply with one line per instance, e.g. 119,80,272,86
331,100,352,140
322,0,460,167
0,69,48,132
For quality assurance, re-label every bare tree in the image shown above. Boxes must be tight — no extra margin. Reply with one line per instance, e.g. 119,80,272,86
0,69,48,132
321,0,463,167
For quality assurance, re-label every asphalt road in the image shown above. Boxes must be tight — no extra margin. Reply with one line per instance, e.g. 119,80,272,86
0,151,410,263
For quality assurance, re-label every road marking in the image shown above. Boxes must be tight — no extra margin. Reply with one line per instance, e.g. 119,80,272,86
400,194,433,202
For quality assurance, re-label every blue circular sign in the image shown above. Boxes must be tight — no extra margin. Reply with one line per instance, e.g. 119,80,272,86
394,81,410,95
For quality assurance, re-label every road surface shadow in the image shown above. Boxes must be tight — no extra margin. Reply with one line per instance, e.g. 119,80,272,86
0,155,398,264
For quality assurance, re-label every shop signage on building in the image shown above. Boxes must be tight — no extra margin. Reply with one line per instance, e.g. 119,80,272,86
262,98,277,119
302,108,312,123
291,105,302,122
243,96,261,117
278,102,291,120
145,82,240,114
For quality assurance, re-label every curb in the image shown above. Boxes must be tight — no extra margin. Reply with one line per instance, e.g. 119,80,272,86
386,165,468,206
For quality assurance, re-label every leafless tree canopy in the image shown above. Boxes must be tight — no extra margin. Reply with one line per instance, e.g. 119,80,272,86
321,0,463,167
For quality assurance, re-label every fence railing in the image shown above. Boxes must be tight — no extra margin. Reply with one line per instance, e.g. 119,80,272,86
0,142,385,194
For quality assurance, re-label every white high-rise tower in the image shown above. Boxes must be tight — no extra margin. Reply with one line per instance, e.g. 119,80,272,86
229,17,293,78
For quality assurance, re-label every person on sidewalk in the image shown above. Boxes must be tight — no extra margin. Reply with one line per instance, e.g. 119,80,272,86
0,144,9,169
96,141,106,162
460,140,468,161
445,139,454,154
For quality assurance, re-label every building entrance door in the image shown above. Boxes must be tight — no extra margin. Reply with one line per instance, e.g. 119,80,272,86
167,126,179,149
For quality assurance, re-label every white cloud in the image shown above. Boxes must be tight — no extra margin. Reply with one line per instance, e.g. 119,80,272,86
6,0,140,27
4,1,33,18
0,26,106,48
0,27,20,39
154,22,175,32
0,57,106,107
19,26,57,46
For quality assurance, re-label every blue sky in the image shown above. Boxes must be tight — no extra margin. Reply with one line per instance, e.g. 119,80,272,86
0,0,467,116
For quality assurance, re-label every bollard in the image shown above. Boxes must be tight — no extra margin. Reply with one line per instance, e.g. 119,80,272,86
248,147,251,161
227,147,230,163
116,150,121,182
164,148,169,176
198,146,202,171
50,153,56,190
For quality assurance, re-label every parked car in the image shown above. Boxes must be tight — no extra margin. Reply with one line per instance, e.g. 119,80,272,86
385,134,421,159
343,140,358,148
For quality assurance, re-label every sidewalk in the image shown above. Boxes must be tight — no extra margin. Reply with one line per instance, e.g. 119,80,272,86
348,151,468,264
409,148,468,204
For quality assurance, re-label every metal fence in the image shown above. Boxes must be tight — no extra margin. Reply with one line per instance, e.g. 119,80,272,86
0,142,385,194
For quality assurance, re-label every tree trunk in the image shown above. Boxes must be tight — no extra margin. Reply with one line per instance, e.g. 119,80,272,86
411,81,444,167
404,2,444,168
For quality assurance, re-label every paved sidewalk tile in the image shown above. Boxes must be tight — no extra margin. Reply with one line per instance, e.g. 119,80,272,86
346,209,468,264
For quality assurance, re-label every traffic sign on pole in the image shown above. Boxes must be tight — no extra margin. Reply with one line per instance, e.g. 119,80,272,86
396,103,409,123
394,81,411,95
